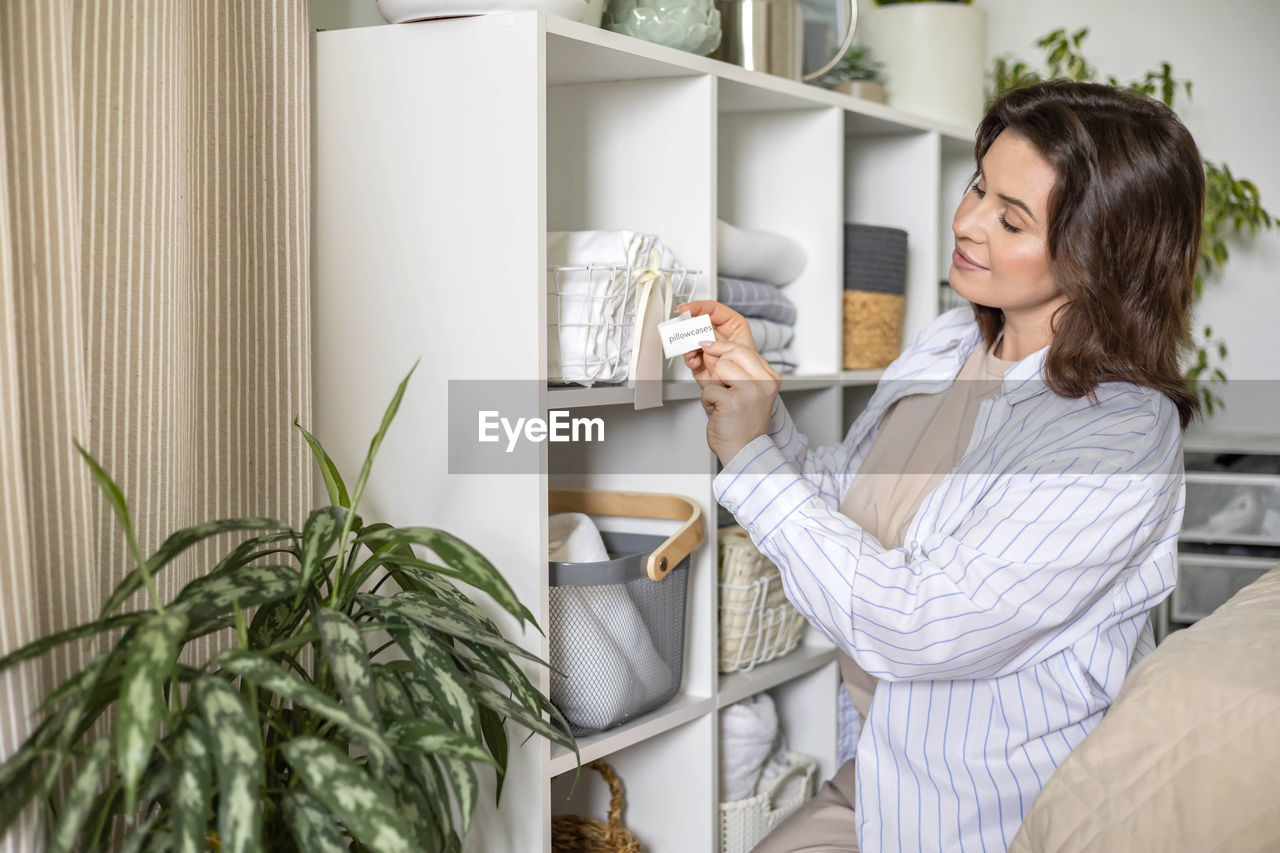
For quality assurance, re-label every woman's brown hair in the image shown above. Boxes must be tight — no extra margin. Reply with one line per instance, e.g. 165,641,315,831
971,79,1204,428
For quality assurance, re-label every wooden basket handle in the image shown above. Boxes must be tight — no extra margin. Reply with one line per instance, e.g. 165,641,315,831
549,489,704,582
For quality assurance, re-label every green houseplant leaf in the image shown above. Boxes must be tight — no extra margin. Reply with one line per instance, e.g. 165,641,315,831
117,608,187,812
0,367,573,850
281,737,416,853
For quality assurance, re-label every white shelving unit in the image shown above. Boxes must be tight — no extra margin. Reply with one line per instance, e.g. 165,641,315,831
1159,430,1280,636
312,14,967,851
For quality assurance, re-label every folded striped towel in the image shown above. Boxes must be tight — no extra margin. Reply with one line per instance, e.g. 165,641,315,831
760,348,798,375
718,276,797,325
748,317,794,352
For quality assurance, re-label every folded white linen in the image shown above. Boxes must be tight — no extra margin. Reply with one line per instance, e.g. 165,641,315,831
547,230,680,386
755,742,796,799
719,693,780,802
747,317,795,352
717,220,807,286
548,512,674,731
548,512,611,563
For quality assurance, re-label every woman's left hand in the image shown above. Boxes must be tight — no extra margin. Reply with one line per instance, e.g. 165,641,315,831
699,340,781,466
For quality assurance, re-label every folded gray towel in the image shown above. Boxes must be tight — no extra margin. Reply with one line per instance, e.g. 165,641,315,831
718,276,797,325
759,348,798,375
748,317,794,352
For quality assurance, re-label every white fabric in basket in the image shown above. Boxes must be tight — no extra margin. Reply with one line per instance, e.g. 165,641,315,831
548,513,673,731
719,694,779,802
549,512,611,563
547,230,680,386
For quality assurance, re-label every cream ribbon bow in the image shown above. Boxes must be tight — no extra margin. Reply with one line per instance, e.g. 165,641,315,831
627,248,675,409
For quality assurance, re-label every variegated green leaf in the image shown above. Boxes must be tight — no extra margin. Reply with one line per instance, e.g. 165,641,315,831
373,667,458,844
415,756,462,851
118,609,188,812
170,725,212,853
197,678,263,853
467,643,549,721
466,676,576,753
117,809,163,853
0,724,52,831
48,737,110,853
281,736,415,853
282,787,348,853
215,649,394,775
209,529,300,590
360,592,538,664
295,419,351,509
438,755,480,837
246,590,311,651
298,506,345,596
172,564,299,620
24,652,117,816
0,612,143,676
346,364,416,519
390,627,480,739
100,518,287,617
316,609,380,728
478,704,509,801
361,526,535,627
386,716,497,767
75,441,150,602
387,765,446,852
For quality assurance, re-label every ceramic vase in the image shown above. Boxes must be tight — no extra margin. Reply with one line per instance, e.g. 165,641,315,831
858,1,986,129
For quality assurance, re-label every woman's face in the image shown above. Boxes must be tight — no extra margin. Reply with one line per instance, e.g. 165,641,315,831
949,131,1063,319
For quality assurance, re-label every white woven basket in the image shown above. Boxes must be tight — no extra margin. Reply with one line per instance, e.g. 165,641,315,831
719,752,818,853
719,527,806,673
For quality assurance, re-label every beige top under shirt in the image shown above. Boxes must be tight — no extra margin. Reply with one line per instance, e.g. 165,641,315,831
837,341,1016,716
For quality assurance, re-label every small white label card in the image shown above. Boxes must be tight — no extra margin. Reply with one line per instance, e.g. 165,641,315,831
657,312,715,359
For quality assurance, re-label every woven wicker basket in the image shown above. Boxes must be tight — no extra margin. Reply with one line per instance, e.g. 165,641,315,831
718,527,806,672
719,752,818,853
552,760,644,853
842,290,904,369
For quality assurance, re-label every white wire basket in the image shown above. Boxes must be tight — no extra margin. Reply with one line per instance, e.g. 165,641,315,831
719,752,818,853
718,527,807,673
547,263,698,387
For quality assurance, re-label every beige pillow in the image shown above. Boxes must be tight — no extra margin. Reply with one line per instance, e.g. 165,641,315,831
1010,566,1280,853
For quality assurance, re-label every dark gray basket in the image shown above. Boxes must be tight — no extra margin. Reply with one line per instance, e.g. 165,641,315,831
844,223,908,294
549,531,689,735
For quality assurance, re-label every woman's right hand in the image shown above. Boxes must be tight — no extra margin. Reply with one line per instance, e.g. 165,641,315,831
677,300,757,387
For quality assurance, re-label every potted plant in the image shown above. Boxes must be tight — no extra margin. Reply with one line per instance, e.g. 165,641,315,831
858,0,985,128
0,366,576,852
992,27,1277,416
815,43,887,102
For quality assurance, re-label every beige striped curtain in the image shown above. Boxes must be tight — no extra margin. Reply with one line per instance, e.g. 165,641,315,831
0,1,310,848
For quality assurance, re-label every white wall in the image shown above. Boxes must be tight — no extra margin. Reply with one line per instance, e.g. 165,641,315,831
314,0,1280,432
967,0,1280,433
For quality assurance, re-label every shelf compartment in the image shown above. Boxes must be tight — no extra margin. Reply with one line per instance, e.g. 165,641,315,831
1172,552,1277,623
552,711,716,850
845,127,942,349
545,13,971,141
718,105,843,376
717,643,836,708
1182,471,1280,547
549,691,715,775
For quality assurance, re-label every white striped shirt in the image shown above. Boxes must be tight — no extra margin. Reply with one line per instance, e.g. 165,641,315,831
714,308,1184,852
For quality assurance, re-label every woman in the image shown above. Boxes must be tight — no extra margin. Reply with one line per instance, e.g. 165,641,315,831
684,80,1204,852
